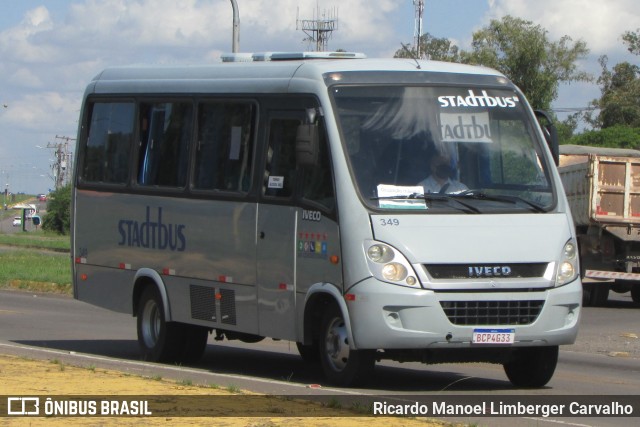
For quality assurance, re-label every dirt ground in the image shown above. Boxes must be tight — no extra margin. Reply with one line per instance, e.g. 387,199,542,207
0,355,449,427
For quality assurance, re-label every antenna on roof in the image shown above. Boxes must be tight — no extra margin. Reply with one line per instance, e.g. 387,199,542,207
413,0,425,58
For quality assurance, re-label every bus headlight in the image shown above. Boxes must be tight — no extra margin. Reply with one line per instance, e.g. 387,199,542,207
367,244,394,263
364,241,419,287
382,263,407,281
556,239,579,286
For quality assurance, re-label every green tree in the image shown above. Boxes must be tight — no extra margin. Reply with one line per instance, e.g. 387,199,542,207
42,185,71,235
556,113,580,145
622,28,640,55
594,59,640,128
584,30,640,130
394,33,460,62
460,16,590,111
566,125,640,149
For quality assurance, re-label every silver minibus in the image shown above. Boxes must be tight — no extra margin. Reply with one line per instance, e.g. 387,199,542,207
72,52,581,387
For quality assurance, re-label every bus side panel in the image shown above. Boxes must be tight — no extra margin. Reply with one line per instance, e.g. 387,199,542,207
75,264,136,314
164,277,259,334
295,208,343,340
256,204,297,340
74,190,258,333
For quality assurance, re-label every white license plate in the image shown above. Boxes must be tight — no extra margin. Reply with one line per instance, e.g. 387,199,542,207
472,329,515,344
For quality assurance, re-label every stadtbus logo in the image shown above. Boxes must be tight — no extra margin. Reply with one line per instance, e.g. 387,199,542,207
117,206,186,252
438,90,519,108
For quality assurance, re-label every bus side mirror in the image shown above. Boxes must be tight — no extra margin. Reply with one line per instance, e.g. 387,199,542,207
295,124,320,166
534,110,559,166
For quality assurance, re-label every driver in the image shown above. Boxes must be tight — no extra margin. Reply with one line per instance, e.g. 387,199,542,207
419,154,467,194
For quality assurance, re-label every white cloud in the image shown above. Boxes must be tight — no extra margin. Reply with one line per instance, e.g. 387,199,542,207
3,92,79,134
0,1,408,194
0,6,57,64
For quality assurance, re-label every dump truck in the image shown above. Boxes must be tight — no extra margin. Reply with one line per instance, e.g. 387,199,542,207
559,145,640,306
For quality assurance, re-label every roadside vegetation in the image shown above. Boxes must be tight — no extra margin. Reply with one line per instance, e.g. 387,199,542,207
0,248,71,294
0,230,72,294
0,232,70,251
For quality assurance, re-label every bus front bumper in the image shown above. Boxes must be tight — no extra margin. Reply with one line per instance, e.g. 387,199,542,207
346,277,581,351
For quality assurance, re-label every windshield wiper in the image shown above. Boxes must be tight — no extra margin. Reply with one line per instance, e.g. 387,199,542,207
453,190,547,213
423,193,481,214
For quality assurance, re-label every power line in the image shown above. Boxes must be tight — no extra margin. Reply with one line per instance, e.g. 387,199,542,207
46,135,75,190
551,106,599,113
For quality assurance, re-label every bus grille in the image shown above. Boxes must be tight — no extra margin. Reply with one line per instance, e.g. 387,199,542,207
426,263,548,279
440,300,544,326
190,285,217,322
220,289,237,325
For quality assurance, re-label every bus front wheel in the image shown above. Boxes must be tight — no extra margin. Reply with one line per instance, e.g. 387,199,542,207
503,346,558,388
319,304,375,387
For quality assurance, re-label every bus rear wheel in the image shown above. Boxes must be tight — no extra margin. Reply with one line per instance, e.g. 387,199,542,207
503,346,558,388
319,304,375,387
137,286,208,363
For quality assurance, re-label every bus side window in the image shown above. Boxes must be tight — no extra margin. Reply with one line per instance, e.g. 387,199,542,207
301,122,335,211
81,102,135,185
138,102,192,187
194,102,255,192
263,119,299,198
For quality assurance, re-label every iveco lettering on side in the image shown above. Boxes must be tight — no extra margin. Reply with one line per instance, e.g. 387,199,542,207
71,51,581,388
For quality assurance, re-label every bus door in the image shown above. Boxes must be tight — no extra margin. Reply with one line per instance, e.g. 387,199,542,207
256,112,303,340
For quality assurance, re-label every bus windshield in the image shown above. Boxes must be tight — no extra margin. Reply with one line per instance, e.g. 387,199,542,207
332,85,555,213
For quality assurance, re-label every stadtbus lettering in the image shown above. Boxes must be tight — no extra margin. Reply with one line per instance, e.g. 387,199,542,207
438,90,519,108
117,206,186,252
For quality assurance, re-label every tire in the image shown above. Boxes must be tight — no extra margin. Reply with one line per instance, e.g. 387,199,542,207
503,346,558,388
631,286,640,304
319,304,375,387
582,283,593,306
590,283,610,307
137,286,184,362
137,286,209,363
180,324,209,363
296,342,320,363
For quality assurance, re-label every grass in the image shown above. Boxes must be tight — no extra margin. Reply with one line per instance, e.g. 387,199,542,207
0,232,70,251
0,231,72,294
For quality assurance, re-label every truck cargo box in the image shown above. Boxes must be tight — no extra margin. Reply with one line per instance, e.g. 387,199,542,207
559,145,640,306
559,145,640,231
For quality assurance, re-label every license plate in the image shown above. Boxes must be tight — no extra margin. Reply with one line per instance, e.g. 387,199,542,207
472,329,515,344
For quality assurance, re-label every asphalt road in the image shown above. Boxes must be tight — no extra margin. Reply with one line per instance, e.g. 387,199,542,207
0,289,638,427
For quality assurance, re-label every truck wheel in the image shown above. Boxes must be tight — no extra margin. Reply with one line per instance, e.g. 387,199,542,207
631,286,640,304
590,283,610,307
319,304,375,386
582,283,594,306
137,286,183,362
503,346,558,388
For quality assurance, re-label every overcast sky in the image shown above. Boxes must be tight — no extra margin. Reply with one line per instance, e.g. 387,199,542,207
1,0,638,194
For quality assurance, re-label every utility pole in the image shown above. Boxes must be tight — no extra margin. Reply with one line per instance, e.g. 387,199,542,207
47,135,75,190
229,0,239,53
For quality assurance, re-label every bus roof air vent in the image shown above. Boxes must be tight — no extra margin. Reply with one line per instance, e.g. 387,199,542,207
221,51,366,63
